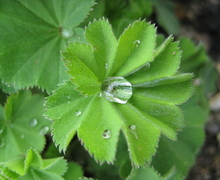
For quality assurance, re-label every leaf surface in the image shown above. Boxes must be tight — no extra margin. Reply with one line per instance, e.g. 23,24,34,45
0,91,50,162
0,0,94,92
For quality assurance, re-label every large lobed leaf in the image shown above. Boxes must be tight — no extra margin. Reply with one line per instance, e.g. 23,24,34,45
45,19,194,167
0,90,50,162
0,0,95,92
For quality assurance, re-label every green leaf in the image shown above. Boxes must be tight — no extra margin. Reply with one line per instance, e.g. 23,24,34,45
151,95,206,177
112,20,156,77
45,19,194,167
0,91,50,162
0,0,95,92
0,165,20,180
63,42,101,95
3,149,66,180
127,166,161,180
85,18,118,80
63,163,83,180
127,36,181,84
42,157,67,176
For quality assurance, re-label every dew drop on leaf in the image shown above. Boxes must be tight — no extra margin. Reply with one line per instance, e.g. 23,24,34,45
97,92,102,97
30,119,38,127
39,126,49,135
134,40,140,47
105,63,109,69
20,134,25,139
68,101,71,103
62,28,74,39
102,77,132,104
102,129,111,139
129,125,138,139
0,139,4,148
0,129,3,134
75,110,82,116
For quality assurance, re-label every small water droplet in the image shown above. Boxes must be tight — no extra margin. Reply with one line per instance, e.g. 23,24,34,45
129,125,138,139
68,101,71,103
0,129,3,134
102,129,111,139
0,139,4,148
134,40,140,47
30,119,38,127
105,63,109,69
10,124,14,128
97,92,102,97
173,51,176,55
39,126,49,135
20,134,25,139
102,77,132,104
67,95,71,99
62,28,74,39
75,110,82,116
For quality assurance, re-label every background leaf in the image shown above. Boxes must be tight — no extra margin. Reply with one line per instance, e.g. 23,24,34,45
0,91,50,162
0,0,94,92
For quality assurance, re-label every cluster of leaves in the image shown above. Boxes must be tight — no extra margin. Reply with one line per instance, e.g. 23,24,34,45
0,0,216,180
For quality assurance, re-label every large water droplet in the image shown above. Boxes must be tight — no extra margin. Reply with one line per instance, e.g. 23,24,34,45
30,119,38,127
0,139,4,148
39,126,49,135
129,125,138,139
62,28,74,39
102,129,111,139
75,110,82,116
102,77,132,104
134,40,140,47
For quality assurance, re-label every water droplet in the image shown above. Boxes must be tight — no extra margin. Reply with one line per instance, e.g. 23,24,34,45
67,95,71,99
134,40,140,47
105,63,109,69
0,129,3,134
68,101,71,103
75,110,82,116
20,134,25,139
102,129,111,139
102,77,132,104
62,28,74,39
129,125,138,139
30,119,38,127
0,139,4,148
97,92,102,97
39,126,49,135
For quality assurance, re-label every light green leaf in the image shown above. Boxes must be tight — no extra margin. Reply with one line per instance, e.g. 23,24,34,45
127,166,161,180
116,103,160,166
42,157,67,175
63,43,101,95
127,36,181,84
0,165,19,180
77,97,123,163
85,18,118,80
45,19,194,167
132,74,194,105
0,91,50,162
0,0,95,92
112,20,156,77
3,149,66,180
63,163,83,180
151,95,206,177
